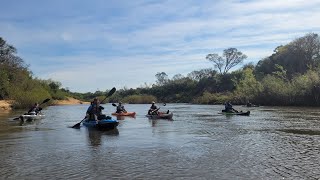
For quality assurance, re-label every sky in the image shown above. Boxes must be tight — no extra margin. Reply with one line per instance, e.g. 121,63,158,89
1,0,320,92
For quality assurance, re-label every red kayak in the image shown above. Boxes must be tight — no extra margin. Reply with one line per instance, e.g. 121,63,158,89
111,112,136,117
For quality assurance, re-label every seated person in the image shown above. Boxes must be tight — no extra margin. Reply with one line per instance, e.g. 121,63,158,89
148,101,159,115
27,103,42,115
86,98,106,121
224,101,235,112
116,102,127,113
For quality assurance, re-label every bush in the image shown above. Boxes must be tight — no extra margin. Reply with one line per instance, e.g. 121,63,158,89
121,94,157,104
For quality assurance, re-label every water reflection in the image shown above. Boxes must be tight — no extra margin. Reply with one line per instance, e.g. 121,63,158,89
86,128,119,147
114,115,136,120
1,105,320,179
148,119,174,127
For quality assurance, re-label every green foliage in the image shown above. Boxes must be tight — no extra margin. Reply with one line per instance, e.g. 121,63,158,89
233,68,262,103
121,94,157,104
8,79,51,109
193,91,231,104
258,75,292,105
255,33,320,79
3,33,320,107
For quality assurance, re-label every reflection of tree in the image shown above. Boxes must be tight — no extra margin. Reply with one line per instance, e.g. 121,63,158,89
87,128,119,147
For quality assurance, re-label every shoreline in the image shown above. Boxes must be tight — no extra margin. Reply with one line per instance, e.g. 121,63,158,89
0,100,13,111
51,97,90,105
0,97,90,111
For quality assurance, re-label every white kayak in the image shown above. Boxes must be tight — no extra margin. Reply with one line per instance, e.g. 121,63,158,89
19,113,45,121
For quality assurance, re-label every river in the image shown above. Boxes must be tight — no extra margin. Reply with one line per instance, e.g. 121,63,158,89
0,104,320,179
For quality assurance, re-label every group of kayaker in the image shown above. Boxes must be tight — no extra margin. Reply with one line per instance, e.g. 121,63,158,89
85,98,166,122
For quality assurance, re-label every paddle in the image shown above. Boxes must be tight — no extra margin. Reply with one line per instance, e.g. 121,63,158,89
13,98,51,120
71,87,116,128
149,107,160,115
232,108,239,113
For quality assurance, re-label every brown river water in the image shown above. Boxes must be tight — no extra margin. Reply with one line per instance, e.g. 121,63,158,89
0,104,320,179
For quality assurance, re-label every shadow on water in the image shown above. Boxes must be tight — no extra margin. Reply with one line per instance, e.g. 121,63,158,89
278,129,320,136
85,128,119,147
148,119,174,127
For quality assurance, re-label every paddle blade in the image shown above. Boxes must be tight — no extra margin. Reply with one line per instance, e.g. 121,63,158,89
41,98,50,104
72,122,81,128
107,87,116,97
112,103,117,106
13,117,21,121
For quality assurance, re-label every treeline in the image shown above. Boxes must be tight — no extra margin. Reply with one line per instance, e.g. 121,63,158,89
0,36,122,108
0,37,73,108
113,33,320,106
2,33,320,107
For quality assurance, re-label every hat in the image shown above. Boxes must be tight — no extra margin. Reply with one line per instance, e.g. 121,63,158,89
152,101,155,104
119,101,122,104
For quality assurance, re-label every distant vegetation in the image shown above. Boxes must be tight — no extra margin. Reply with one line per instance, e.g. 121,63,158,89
112,33,320,106
1,33,320,108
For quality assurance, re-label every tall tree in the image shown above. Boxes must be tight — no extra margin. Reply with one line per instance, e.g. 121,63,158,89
187,68,217,81
206,48,247,74
155,72,168,86
255,33,320,79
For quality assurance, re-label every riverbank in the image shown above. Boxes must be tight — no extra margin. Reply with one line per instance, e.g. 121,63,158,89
0,100,13,111
0,97,89,110
51,97,90,105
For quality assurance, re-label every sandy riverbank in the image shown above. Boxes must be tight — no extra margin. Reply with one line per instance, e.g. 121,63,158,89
0,97,89,110
0,100,13,111
51,97,90,105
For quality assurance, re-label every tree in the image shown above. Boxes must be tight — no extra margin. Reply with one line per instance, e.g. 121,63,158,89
255,33,320,79
206,48,247,74
233,68,262,103
172,73,184,81
155,72,168,85
187,68,217,81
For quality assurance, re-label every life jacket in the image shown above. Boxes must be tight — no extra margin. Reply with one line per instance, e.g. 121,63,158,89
150,104,157,110
88,103,100,115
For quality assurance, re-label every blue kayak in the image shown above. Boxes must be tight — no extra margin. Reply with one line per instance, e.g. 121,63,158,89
82,118,119,130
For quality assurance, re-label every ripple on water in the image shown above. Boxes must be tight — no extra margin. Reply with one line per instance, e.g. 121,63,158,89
1,105,320,179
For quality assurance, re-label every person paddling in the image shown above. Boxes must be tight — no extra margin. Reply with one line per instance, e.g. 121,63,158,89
116,102,127,113
148,101,159,115
86,98,106,122
224,101,238,113
27,103,42,115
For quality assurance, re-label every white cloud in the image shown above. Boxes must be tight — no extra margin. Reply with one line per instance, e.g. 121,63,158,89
1,0,320,92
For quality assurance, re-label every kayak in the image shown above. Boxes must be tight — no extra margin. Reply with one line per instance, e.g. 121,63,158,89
146,112,173,119
221,110,250,116
111,112,136,116
18,114,45,121
82,118,119,130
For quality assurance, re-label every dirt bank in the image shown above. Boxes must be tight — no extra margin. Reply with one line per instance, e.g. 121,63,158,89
52,97,90,105
0,100,13,111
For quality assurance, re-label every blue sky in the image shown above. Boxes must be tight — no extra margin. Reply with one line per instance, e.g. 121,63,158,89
1,0,320,92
